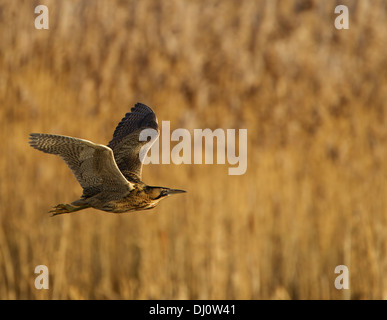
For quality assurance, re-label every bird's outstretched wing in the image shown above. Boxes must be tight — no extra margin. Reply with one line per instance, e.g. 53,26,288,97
108,103,159,181
29,133,133,198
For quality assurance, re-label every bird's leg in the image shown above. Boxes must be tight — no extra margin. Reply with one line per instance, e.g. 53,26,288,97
49,203,88,216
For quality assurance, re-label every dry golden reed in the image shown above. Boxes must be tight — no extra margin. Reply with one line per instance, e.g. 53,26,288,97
0,0,386,299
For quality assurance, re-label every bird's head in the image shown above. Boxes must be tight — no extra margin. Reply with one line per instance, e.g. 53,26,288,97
146,186,186,206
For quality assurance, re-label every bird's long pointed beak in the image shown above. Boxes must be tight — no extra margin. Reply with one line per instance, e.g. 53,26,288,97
167,189,187,195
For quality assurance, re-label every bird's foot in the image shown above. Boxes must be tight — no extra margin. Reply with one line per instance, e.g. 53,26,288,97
49,204,75,216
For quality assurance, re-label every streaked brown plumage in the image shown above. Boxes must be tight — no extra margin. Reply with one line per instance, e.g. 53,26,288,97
29,103,186,216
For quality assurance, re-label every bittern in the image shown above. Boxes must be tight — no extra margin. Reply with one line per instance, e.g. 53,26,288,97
29,103,186,216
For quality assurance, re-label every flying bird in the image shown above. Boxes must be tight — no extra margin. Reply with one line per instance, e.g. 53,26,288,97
29,103,186,216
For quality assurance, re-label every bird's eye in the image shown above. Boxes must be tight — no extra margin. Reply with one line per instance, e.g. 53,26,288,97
153,190,167,200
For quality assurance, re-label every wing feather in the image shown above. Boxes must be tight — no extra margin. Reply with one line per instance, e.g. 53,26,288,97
29,133,134,197
108,103,159,180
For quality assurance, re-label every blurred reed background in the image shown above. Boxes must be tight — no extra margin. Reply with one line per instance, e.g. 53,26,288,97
0,0,386,299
